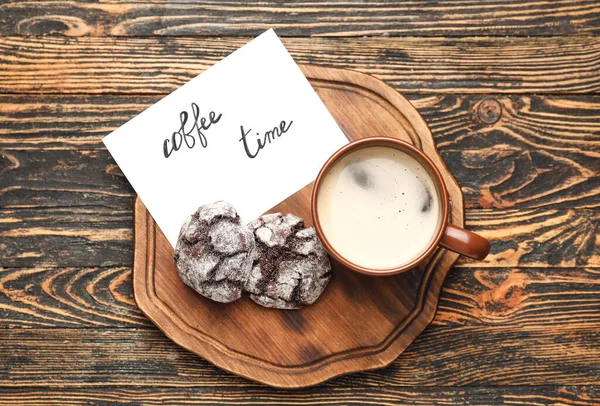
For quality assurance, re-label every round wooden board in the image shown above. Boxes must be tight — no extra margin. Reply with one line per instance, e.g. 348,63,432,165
133,64,464,388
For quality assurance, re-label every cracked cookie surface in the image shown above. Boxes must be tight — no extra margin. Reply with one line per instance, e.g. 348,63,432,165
174,201,255,303
245,213,331,309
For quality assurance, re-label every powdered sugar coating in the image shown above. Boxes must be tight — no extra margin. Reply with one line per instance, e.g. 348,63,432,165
244,213,331,309
174,201,255,303
248,213,303,247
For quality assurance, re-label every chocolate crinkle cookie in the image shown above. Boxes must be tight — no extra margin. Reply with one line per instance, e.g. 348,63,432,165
174,201,255,303
244,213,332,309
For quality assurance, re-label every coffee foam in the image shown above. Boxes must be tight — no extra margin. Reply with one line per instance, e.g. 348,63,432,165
317,146,441,270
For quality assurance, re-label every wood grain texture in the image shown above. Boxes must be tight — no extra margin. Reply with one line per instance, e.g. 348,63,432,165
2,88,597,271
1,147,596,268
0,266,149,328
0,206,133,268
466,208,599,268
0,327,597,387
1,266,598,330
1,36,599,95
3,94,599,154
1,208,598,268
0,149,134,210
1,0,598,395
0,385,597,405
436,267,600,329
0,0,598,37
1,95,598,211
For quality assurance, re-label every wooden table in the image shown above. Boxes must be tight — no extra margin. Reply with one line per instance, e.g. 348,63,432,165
1,1,598,404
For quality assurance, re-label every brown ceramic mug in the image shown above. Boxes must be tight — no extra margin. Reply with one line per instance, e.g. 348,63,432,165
311,137,490,276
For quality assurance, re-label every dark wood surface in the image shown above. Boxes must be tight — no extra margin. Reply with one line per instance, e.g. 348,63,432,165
0,0,598,404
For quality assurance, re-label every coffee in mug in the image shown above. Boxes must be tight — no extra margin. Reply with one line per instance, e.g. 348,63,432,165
316,146,442,270
312,137,490,276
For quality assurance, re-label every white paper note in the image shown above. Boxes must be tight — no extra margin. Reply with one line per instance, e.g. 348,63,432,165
103,29,348,247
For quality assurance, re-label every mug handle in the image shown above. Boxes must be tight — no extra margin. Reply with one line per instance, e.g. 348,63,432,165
439,223,490,260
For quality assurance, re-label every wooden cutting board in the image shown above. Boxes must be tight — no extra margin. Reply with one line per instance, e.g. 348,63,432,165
133,64,463,388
